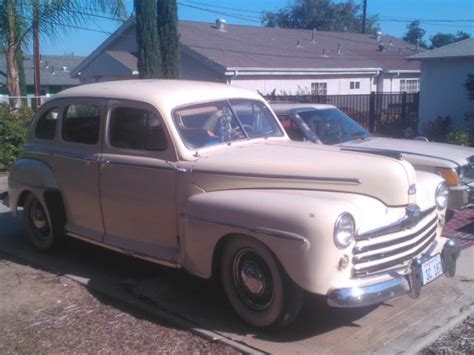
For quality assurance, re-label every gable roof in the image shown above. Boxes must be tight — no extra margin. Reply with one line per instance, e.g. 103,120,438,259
1,54,84,87
408,38,474,60
72,18,420,77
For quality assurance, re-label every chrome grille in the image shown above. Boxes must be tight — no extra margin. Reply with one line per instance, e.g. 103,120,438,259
352,209,438,277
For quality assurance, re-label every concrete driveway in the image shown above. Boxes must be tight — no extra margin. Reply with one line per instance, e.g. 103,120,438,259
0,174,473,353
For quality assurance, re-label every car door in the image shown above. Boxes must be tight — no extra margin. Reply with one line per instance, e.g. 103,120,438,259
99,100,179,263
49,99,105,241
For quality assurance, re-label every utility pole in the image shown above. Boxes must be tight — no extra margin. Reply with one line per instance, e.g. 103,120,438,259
33,0,41,109
361,0,367,34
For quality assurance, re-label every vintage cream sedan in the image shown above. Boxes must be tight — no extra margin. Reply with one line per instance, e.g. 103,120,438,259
5,80,460,328
271,103,474,210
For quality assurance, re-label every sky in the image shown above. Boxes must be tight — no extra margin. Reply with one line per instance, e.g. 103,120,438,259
38,0,474,56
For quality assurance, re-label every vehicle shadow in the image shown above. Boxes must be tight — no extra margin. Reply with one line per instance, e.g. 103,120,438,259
0,210,378,343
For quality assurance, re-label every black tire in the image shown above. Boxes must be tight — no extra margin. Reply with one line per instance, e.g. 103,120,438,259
24,193,63,251
221,236,304,328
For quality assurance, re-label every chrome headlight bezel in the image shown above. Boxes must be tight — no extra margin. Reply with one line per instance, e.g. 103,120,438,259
435,182,449,210
334,213,355,249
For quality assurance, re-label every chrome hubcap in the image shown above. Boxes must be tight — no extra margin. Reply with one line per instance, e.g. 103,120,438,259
232,248,273,311
240,260,265,295
30,199,50,237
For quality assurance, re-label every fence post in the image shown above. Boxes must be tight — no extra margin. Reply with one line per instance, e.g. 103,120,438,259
401,92,407,136
369,91,376,133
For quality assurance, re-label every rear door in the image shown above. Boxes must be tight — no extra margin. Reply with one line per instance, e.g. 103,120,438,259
99,100,179,262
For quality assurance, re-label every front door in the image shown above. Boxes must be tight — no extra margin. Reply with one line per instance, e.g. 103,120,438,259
99,100,179,263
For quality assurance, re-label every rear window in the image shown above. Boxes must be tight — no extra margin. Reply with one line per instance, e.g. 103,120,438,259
62,104,101,145
35,107,58,140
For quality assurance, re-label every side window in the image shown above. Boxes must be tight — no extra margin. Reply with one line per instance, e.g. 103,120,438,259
109,106,167,151
35,107,59,139
62,104,101,144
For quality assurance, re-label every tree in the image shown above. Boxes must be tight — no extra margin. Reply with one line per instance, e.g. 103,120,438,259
430,31,471,49
261,0,379,33
157,0,180,79
402,20,427,48
135,0,162,78
0,0,126,110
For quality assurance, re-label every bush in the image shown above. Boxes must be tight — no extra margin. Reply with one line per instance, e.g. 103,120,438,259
423,116,453,142
447,129,472,146
0,104,34,171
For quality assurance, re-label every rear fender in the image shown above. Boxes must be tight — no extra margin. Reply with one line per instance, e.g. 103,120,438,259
8,158,59,217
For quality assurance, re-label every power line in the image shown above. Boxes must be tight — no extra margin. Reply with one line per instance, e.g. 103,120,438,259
178,3,261,23
181,0,264,14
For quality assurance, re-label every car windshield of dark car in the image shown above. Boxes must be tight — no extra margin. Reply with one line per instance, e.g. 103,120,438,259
297,109,370,144
174,99,283,149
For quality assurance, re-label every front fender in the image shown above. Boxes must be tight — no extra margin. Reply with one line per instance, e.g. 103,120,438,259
8,158,59,216
180,189,385,295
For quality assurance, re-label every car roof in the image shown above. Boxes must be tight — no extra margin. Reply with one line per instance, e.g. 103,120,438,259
270,102,336,114
53,80,264,113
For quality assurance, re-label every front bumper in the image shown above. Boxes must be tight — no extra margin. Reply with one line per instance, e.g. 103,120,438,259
448,184,474,209
327,239,460,308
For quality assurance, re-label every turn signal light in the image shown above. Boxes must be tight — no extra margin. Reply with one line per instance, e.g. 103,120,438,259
440,169,461,186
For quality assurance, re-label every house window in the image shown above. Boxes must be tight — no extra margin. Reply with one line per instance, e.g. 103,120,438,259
400,79,419,93
350,81,360,90
311,82,327,95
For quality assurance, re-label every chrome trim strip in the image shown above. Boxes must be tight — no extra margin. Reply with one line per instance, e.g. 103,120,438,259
340,147,403,160
66,232,179,268
357,206,436,240
354,216,437,254
353,227,437,263
353,231,437,277
184,214,309,245
192,170,361,185
99,160,175,172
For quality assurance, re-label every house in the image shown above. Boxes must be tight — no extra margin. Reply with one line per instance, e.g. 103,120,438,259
408,38,474,131
0,54,84,105
72,18,421,96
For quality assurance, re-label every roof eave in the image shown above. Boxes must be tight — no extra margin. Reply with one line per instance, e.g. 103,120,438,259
70,17,135,77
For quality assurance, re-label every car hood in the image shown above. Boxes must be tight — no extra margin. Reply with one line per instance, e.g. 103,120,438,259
340,137,474,167
192,140,416,206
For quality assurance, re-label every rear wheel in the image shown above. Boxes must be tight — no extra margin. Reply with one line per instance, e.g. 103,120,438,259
24,193,62,251
221,236,303,328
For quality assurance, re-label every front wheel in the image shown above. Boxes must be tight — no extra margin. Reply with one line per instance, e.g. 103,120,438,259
221,236,303,328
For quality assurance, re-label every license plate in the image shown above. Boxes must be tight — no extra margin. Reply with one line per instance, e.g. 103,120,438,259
422,254,443,285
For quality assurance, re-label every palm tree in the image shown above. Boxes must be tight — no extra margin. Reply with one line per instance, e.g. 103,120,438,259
0,0,126,110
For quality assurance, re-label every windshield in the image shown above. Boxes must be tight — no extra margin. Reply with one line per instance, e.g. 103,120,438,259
174,99,283,149
297,109,370,144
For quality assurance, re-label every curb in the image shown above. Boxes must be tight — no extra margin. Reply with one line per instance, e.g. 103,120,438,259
404,302,474,354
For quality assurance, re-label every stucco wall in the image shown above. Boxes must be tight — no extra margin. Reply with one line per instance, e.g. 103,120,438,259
418,58,474,132
230,75,377,95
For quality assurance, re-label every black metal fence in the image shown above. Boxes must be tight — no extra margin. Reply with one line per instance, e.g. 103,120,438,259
265,92,420,138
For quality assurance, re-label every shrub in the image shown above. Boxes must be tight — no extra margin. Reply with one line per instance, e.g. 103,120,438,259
423,116,453,142
447,129,472,146
0,104,34,171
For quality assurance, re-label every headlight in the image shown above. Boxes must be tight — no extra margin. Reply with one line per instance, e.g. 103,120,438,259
435,182,449,209
334,213,355,249
439,168,461,186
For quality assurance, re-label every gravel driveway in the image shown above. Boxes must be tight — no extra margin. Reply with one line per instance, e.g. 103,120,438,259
0,253,238,354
